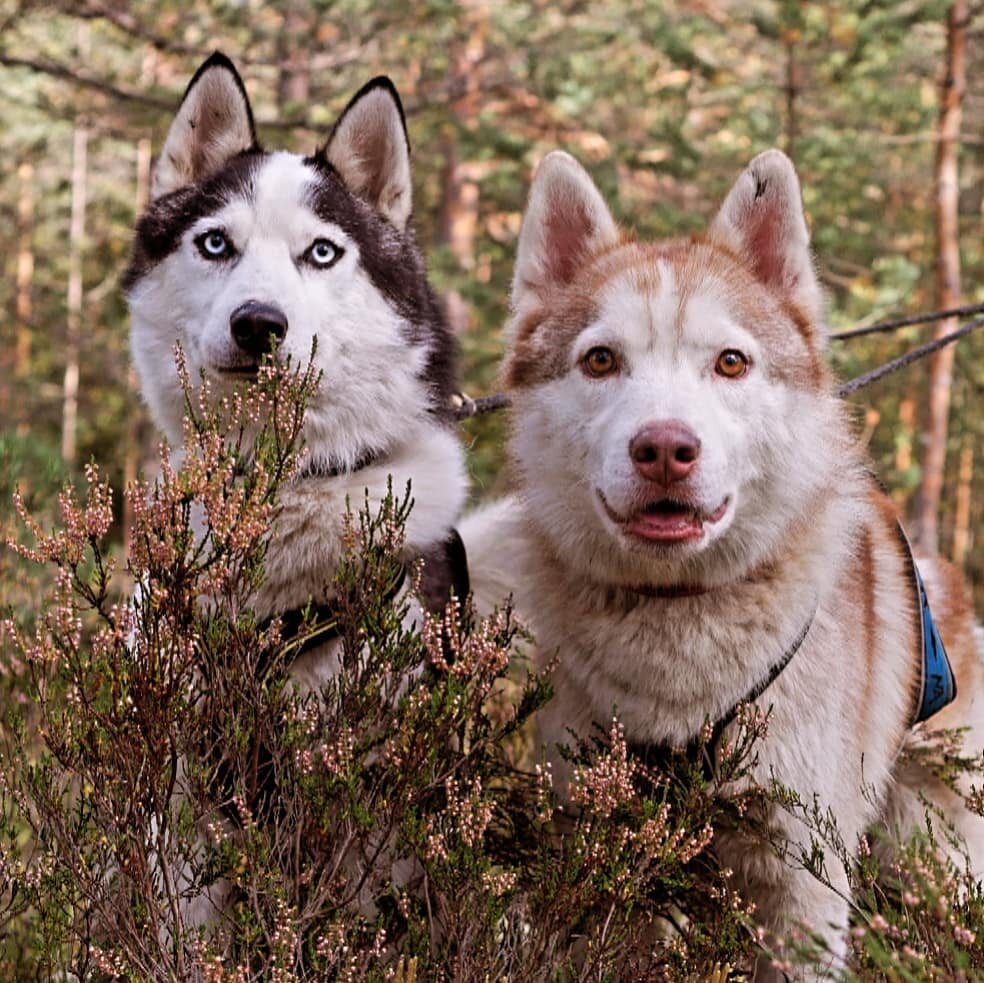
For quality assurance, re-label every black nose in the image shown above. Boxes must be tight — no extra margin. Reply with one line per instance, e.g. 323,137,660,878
230,301,288,358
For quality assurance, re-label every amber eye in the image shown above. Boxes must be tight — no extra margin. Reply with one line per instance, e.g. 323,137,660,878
583,346,618,378
715,349,749,378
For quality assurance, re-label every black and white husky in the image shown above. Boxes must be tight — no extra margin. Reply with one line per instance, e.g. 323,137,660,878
123,53,468,929
124,53,468,692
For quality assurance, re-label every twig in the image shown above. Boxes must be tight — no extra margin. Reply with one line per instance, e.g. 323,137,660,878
836,316,984,397
0,50,517,129
0,52,173,110
830,301,984,340
451,393,512,422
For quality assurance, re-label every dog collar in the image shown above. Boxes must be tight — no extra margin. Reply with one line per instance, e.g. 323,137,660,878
232,446,385,484
628,582,713,598
630,603,817,778
295,447,386,481
894,521,957,725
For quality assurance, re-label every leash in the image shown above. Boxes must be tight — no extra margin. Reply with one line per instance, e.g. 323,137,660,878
452,307,984,421
628,604,817,779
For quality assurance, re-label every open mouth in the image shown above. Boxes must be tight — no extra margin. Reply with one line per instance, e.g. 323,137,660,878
599,491,730,544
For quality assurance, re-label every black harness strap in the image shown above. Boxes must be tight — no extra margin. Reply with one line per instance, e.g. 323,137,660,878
256,528,469,675
418,527,470,616
629,605,817,779
217,530,469,829
256,563,407,674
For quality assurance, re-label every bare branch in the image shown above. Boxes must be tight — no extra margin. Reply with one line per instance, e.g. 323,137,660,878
837,316,984,397
0,51,173,110
829,301,984,340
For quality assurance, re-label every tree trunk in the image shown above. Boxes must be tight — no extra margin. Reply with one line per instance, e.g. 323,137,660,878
952,439,973,567
783,33,799,162
123,49,157,561
277,0,310,112
894,395,916,508
62,91,89,465
438,3,488,335
11,161,35,430
916,0,967,554
439,133,480,335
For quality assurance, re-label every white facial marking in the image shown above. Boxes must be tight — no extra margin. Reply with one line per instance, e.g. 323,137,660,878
512,263,835,586
129,152,431,469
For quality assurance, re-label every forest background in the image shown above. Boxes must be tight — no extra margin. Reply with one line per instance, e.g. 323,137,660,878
0,0,981,609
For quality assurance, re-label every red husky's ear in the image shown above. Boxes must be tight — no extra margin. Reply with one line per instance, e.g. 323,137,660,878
153,52,256,199
710,149,824,330
511,151,618,324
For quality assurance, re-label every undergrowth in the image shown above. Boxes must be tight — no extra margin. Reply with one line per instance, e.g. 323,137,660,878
0,355,982,981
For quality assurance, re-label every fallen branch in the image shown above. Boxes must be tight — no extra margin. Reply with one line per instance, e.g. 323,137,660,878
0,50,517,130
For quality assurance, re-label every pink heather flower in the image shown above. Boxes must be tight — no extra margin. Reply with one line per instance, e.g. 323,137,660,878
569,719,636,819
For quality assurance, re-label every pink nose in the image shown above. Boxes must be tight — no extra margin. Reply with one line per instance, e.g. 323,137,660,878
629,421,701,484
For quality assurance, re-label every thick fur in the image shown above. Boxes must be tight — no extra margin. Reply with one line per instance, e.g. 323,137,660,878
125,54,467,929
126,53,466,629
462,149,984,979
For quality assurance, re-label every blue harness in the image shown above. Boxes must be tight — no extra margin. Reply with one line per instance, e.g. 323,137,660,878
898,523,958,724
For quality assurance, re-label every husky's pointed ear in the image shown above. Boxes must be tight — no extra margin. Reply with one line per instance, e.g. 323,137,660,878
511,151,619,322
324,77,412,230
152,52,256,200
710,149,823,323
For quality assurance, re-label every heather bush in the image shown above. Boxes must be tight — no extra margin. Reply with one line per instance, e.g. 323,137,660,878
1,356,983,980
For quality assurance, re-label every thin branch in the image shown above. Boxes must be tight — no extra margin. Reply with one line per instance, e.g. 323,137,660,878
68,1,206,60
452,393,512,422
829,301,984,340
0,50,518,134
69,2,379,73
836,316,984,397
0,52,173,110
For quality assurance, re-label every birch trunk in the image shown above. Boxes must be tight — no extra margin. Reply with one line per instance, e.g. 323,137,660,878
61,117,88,465
11,161,35,430
916,0,967,554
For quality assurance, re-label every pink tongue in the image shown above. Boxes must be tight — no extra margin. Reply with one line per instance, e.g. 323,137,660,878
626,510,703,542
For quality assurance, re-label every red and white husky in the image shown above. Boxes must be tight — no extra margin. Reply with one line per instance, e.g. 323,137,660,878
463,148,984,979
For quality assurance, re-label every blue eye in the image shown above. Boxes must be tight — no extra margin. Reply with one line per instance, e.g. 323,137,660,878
196,229,233,260
306,238,343,269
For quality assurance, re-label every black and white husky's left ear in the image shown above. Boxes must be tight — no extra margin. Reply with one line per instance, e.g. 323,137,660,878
153,52,257,200
710,149,824,328
324,77,413,230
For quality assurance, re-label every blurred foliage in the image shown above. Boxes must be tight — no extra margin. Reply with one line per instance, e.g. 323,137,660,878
0,3,982,974
0,3,980,570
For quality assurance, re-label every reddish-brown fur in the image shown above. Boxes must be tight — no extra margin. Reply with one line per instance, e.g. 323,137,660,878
505,235,827,393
